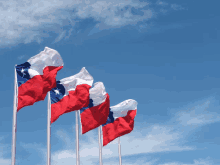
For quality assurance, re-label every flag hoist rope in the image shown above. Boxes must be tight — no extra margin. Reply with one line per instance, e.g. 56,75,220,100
118,137,122,165
98,126,103,165
76,110,80,165
47,92,51,165
11,66,18,165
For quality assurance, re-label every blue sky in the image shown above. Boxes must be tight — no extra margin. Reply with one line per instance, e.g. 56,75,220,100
0,0,220,164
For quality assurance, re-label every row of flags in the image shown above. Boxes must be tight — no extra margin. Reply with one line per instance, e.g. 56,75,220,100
15,47,137,148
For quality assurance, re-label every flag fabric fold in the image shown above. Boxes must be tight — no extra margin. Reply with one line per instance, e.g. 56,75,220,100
16,47,63,111
79,82,110,134
102,99,137,146
50,67,93,124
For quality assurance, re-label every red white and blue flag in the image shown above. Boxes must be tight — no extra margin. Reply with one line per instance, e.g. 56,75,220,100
79,82,110,134
102,99,137,146
50,67,93,124
16,47,63,111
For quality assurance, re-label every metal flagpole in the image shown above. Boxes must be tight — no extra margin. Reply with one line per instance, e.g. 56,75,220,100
76,110,80,165
118,137,122,165
98,126,103,165
11,66,18,165
47,92,51,165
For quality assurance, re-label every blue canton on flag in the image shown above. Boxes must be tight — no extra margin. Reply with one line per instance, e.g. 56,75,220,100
16,62,31,87
50,81,66,104
102,108,114,126
80,99,94,113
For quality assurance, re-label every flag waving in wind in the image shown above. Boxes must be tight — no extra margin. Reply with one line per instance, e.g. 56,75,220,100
102,99,137,146
16,47,63,111
79,82,110,134
50,67,93,124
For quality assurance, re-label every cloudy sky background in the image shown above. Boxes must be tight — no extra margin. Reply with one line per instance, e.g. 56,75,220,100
1,0,220,165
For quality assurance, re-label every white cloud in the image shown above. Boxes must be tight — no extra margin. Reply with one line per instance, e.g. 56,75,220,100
0,0,152,46
0,136,10,158
19,142,47,165
54,30,67,43
55,129,74,149
118,125,193,156
170,4,184,11
102,159,157,165
156,1,168,6
17,55,25,60
0,0,184,47
52,150,75,165
0,158,10,165
159,157,213,165
50,122,193,165
0,136,10,165
174,98,220,127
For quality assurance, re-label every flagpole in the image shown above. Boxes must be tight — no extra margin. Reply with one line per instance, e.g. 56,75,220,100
98,126,103,165
76,110,80,165
11,66,18,165
47,92,51,165
118,137,122,165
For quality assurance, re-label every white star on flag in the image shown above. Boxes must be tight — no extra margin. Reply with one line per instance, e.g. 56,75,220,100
21,68,25,73
54,89,59,95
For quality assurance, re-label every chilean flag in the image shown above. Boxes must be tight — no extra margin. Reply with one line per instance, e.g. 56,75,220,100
50,67,94,124
16,47,63,111
102,99,137,146
79,82,110,134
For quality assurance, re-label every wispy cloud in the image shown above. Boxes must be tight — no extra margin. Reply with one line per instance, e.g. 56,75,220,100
19,142,47,165
0,0,184,47
50,123,193,165
54,30,67,43
0,158,10,165
173,98,220,127
0,136,10,158
0,136,10,165
55,129,74,149
156,1,168,6
117,126,192,156
17,55,25,60
170,4,185,11
159,157,213,165
102,159,157,165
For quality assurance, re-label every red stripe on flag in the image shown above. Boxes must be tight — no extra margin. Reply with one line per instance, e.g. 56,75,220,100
51,84,91,124
81,94,110,134
102,109,137,146
17,66,63,111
